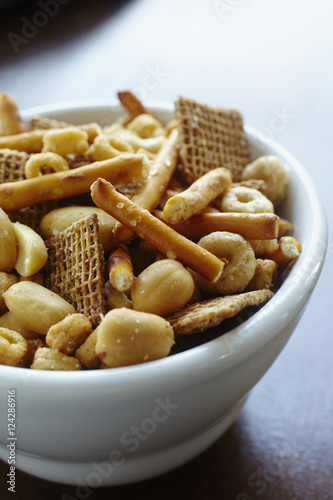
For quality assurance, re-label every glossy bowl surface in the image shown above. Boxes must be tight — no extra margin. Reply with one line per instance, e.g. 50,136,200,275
0,101,327,486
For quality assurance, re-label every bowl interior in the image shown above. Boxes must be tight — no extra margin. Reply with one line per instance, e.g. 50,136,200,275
1,99,325,382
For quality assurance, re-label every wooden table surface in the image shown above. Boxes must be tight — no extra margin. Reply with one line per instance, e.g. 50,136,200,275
0,1,332,499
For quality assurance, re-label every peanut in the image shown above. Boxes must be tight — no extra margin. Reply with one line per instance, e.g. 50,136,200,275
131,259,195,316
0,272,18,315
39,206,118,253
12,222,48,277
95,308,174,368
0,311,40,340
0,208,17,272
3,281,75,335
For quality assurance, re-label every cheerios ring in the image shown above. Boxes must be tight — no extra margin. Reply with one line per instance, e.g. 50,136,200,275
221,186,274,214
191,231,256,295
25,152,69,179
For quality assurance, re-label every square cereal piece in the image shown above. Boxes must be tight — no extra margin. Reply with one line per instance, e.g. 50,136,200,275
175,96,249,183
45,213,106,327
29,115,72,130
167,289,274,336
0,148,30,183
9,199,59,233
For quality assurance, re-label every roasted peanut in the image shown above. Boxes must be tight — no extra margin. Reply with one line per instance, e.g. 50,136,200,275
0,327,28,366
0,272,18,315
95,308,174,368
0,208,17,272
31,347,82,370
3,281,75,335
0,311,40,340
131,259,195,316
39,206,118,253
13,222,48,277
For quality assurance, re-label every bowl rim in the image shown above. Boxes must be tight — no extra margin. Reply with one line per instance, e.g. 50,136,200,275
0,99,328,387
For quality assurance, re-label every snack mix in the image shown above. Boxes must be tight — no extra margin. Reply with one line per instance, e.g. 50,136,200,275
0,91,301,370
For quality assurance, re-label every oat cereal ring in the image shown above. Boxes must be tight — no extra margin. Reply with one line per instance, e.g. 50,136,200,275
0,327,28,366
46,313,92,356
42,127,89,157
107,134,134,153
192,231,256,295
25,152,69,178
127,114,166,138
241,155,289,206
164,119,178,136
88,134,123,161
221,186,274,214
31,346,82,370
111,129,166,153
75,329,99,369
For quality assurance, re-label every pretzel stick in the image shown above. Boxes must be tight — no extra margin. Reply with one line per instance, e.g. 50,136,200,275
278,218,294,237
154,211,280,240
0,123,100,153
91,178,225,283
0,93,27,135
268,236,301,265
107,245,134,292
114,128,179,242
117,90,149,118
163,167,232,224
0,154,149,211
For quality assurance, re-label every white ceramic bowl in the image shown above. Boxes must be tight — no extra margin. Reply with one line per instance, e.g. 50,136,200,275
0,101,327,486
